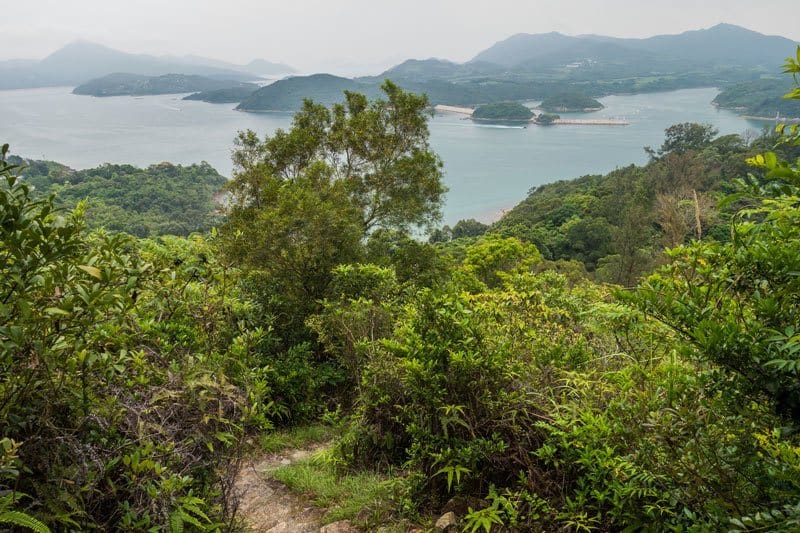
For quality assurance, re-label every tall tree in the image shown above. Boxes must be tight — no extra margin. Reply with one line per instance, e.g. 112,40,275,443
221,82,447,342
227,80,446,233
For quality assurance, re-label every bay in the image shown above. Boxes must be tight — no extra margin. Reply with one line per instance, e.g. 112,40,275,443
0,86,769,224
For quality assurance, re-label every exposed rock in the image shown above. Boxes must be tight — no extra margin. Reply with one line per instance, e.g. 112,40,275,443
434,511,458,531
441,495,483,517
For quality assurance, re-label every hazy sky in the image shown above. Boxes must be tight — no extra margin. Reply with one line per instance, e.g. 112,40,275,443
3,0,799,75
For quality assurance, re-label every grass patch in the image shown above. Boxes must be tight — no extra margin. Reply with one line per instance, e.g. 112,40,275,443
271,449,393,525
259,423,336,454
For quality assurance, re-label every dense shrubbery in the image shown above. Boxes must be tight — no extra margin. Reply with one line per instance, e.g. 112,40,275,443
0,149,272,529
323,60,800,531
4,53,800,532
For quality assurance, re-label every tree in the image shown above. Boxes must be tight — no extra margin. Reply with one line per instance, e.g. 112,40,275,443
228,80,446,233
221,167,364,343
451,218,490,239
221,82,447,343
651,122,718,156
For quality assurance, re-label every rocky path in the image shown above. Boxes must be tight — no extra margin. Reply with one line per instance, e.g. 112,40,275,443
232,444,357,533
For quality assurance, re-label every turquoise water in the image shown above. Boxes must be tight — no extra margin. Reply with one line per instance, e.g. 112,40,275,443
0,86,769,224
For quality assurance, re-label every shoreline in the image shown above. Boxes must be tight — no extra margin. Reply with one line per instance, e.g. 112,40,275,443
739,114,800,122
551,118,629,126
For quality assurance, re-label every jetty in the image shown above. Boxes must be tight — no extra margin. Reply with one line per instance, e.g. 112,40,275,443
434,104,475,116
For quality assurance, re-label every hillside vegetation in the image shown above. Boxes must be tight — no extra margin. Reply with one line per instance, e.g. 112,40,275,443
2,55,800,532
472,102,534,121
73,73,257,97
183,85,259,103
714,78,800,117
13,157,226,236
237,74,377,111
538,90,604,111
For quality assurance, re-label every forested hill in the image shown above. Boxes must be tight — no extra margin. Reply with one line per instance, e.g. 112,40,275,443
12,156,226,236
73,73,257,97
237,73,377,111
713,78,800,118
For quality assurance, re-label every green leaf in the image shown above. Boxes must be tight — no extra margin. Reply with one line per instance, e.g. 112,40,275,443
169,510,183,533
764,151,777,169
78,265,102,280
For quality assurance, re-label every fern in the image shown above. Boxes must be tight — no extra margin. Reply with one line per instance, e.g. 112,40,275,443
0,511,51,533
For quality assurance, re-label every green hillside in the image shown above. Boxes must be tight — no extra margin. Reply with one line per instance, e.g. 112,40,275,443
73,72,257,97
472,102,534,121
713,78,800,118
539,90,604,111
13,157,226,236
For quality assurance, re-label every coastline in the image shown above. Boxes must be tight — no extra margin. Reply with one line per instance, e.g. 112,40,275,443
712,102,800,122
551,118,629,126
739,114,800,122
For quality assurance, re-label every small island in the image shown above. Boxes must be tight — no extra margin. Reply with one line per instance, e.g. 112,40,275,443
472,102,534,122
73,73,258,97
538,91,604,112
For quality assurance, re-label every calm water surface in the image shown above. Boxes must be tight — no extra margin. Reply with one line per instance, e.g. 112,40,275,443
0,86,769,224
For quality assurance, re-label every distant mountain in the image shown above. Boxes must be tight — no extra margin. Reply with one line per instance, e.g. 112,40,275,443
160,54,296,76
0,41,295,90
237,74,378,111
244,59,296,76
73,73,257,97
471,32,584,67
471,24,798,72
374,58,502,81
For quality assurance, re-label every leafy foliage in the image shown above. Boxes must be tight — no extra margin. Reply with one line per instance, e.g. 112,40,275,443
0,147,267,529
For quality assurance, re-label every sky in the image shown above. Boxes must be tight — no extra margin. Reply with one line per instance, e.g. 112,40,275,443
2,0,799,75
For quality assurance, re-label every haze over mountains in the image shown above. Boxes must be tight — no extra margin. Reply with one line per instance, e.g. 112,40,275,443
470,23,794,69
0,41,295,90
238,24,800,112
385,23,797,81
3,23,798,118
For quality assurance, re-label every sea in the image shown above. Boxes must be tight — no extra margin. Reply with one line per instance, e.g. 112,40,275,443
0,86,770,224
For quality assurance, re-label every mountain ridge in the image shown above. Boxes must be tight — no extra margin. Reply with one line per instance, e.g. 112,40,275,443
0,41,295,90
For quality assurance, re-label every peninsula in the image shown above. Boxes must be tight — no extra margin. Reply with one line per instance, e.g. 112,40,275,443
73,73,258,97
538,92,604,112
434,104,629,126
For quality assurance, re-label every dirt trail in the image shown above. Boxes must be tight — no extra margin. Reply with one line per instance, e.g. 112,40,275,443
233,444,332,533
